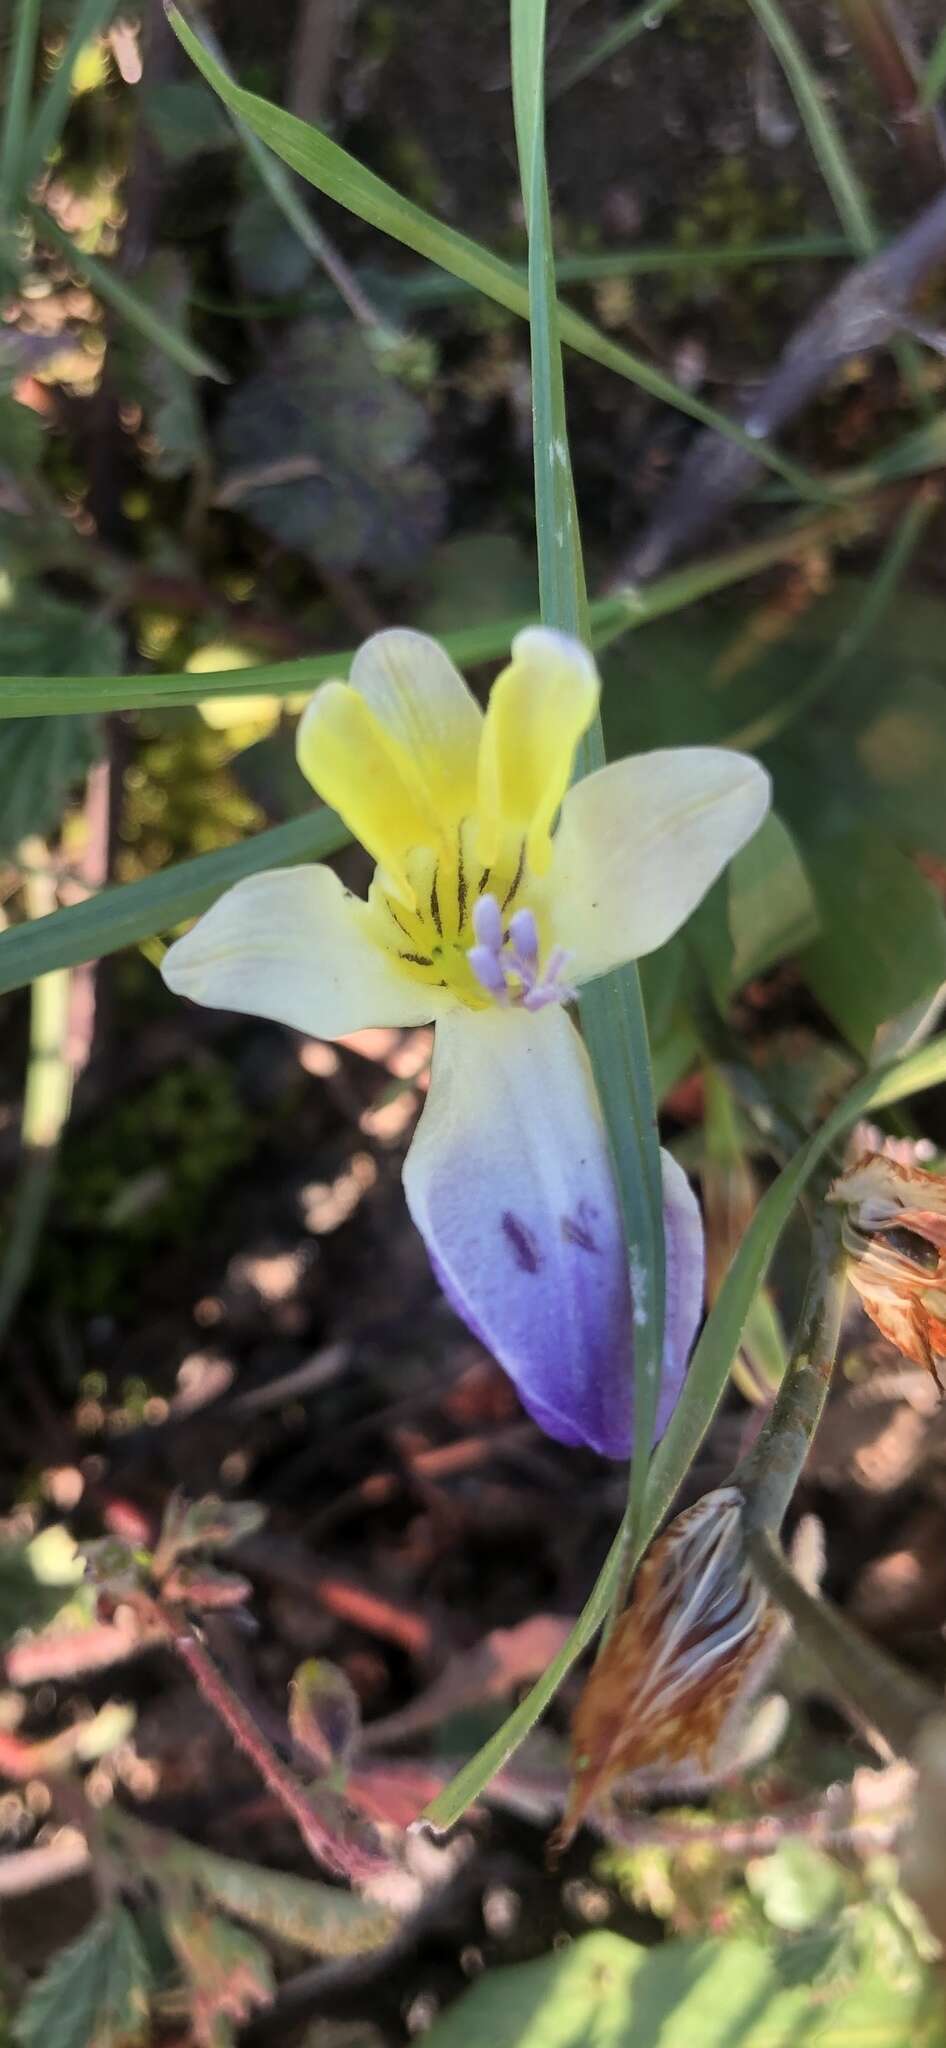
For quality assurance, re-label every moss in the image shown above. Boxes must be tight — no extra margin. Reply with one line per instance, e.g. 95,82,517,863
653,156,807,340
30,1062,256,1317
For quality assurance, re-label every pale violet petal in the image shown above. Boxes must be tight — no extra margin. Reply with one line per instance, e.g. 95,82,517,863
402,1003,703,1458
161,864,445,1037
550,749,771,984
655,1148,705,1437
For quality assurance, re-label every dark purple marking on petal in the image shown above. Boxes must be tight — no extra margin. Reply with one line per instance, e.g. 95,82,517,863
561,1200,600,1254
501,1210,542,1275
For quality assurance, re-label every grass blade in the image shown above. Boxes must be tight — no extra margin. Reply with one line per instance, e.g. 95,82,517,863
550,0,682,97
0,809,347,995
0,846,74,1345
0,0,42,214
165,4,827,503
28,203,228,382
748,0,876,257
511,0,664,1552
423,1028,946,1828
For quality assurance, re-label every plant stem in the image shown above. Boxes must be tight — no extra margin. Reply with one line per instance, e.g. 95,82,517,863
746,1526,939,1755
738,1201,847,1534
0,0,41,219
0,842,74,1350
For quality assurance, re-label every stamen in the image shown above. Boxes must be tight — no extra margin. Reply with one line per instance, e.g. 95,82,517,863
508,907,539,968
472,893,503,952
468,945,509,1001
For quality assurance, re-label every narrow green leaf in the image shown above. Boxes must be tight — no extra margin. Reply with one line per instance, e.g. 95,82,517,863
0,808,347,995
510,0,665,1551
919,26,946,109
423,1029,946,1828
19,0,119,190
0,0,42,217
28,204,228,382
550,0,683,96
165,4,826,502
747,0,876,257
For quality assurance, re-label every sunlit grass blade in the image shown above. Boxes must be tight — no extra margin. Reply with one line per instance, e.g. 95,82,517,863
0,497,882,720
28,203,229,382
549,0,682,97
0,809,347,996
0,845,74,1346
423,1027,946,1829
511,0,664,1553
919,25,946,109
165,4,827,503
19,0,118,191
0,0,42,214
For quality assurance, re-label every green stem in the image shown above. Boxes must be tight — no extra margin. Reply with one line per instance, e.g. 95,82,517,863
738,1202,846,1533
0,843,73,1349
747,1527,939,1755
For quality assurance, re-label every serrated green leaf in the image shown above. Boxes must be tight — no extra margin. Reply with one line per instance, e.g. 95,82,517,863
14,1908,151,2048
215,319,445,574
164,1838,394,1958
420,1929,945,2048
165,1904,273,2048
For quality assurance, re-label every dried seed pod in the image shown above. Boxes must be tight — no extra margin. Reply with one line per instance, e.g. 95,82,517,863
555,1486,781,1850
828,1153,946,1387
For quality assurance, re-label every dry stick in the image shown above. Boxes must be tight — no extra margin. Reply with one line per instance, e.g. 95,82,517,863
617,184,946,581
166,1621,392,1884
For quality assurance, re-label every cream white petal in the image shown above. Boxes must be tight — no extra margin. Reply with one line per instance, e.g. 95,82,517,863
550,748,771,983
161,864,446,1037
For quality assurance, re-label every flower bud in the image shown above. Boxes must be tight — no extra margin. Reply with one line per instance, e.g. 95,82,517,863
555,1486,780,1849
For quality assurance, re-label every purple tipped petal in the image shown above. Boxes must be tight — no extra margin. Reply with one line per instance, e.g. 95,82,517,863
402,1005,703,1459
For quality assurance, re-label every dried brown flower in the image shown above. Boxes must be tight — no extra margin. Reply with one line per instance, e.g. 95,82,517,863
828,1153,946,1387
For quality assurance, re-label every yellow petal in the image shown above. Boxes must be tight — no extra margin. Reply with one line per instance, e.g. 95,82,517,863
297,681,440,902
475,627,599,875
296,631,483,903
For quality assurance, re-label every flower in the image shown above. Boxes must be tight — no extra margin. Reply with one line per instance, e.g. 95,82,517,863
828,1152,946,1387
555,1485,781,1847
162,627,769,1457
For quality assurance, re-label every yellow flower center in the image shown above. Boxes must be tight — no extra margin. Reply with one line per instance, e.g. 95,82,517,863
365,821,548,1008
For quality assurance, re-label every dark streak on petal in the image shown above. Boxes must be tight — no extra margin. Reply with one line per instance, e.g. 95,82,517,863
501,1210,543,1275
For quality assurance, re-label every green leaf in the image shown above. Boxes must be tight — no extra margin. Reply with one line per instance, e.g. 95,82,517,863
0,1529,82,1639
139,79,234,163
0,392,44,478
227,187,315,298
215,319,444,574
801,828,946,1058
164,5,825,503
163,1837,394,1958
289,1659,361,1775
746,1840,845,1932
419,1929,945,2048
14,1908,151,2048
728,813,820,984
0,806,347,994
164,1905,272,2048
